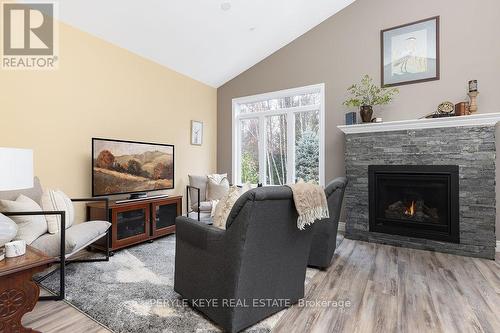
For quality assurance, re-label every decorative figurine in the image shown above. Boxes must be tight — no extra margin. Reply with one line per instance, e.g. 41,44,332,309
437,101,455,114
468,80,479,113
468,80,478,92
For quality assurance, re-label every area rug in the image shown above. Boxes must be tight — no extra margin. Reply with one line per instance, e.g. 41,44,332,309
41,234,340,333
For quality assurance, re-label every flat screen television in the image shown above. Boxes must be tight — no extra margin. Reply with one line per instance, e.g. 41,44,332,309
92,138,174,197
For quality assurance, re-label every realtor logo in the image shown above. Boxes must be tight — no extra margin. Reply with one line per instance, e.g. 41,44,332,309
2,2,58,69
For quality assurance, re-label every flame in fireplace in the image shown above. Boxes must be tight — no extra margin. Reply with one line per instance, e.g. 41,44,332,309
404,201,416,217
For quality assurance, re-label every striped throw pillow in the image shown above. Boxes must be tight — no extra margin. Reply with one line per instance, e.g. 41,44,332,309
40,189,75,234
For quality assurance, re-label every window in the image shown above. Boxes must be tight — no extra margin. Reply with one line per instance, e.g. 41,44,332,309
232,84,325,186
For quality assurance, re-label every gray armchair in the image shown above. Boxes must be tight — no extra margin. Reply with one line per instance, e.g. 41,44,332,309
174,186,314,333
308,177,348,269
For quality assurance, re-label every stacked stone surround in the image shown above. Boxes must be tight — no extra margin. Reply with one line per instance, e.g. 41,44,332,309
343,125,496,259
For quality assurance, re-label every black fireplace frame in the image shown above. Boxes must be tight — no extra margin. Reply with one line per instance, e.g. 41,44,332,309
368,165,459,243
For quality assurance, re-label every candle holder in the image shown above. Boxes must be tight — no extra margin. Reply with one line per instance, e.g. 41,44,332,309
468,91,479,113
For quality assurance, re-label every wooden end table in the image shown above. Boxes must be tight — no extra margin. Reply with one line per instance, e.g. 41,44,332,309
0,246,56,333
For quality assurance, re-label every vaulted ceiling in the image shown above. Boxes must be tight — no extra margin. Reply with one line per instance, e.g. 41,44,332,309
22,0,355,87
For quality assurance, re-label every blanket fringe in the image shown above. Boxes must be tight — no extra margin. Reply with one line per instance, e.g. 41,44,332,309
297,206,330,230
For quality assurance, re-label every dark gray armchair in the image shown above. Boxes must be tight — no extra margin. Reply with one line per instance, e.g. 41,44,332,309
174,186,314,333
308,177,348,269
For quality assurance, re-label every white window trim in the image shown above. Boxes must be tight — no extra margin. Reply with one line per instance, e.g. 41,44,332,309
232,83,325,186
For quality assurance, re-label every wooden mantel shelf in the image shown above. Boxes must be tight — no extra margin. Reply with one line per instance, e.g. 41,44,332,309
337,112,500,134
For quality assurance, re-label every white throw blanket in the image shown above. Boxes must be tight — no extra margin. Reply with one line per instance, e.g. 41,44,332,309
287,180,329,230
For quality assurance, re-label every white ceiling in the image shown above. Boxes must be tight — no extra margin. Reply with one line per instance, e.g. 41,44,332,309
22,0,355,87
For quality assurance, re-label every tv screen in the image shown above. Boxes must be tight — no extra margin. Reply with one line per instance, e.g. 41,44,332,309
92,138,174,196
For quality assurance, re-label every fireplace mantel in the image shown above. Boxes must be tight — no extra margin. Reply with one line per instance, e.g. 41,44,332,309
338,112,500,134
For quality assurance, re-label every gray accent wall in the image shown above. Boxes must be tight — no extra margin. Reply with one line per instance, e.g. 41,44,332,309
217,0,500,239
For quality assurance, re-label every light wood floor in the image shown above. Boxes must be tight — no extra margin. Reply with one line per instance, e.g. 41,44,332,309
273,239,500,333
22,240,499,333
22,295,110,333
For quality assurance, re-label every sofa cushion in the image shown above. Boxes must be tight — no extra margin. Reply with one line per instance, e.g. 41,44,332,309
190,201,212,212
0,213,18,246
31,221,110,257
0,177,43,205
41,189,75,234
187,211,213,224
0,195,48,244
188,175,207,204
206,174,229,201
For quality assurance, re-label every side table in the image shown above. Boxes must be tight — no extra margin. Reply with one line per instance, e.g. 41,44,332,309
0,246,56,332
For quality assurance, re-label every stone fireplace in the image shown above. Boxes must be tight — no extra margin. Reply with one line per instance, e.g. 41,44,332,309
338,114,500,259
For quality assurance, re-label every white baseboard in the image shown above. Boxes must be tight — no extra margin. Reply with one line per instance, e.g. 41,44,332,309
497,241,500,252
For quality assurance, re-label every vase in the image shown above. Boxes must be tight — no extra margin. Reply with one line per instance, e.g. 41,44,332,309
360,105,373,123
0,214,18,247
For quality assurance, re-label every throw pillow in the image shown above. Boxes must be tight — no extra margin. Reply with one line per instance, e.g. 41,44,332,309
206,173,229,201
212,184,252,229
210,182,251,217
40,189,75,234
210,199,219,217
0,195,48,244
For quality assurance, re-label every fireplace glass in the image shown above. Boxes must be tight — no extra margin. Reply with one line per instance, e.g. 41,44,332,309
375,174,448,225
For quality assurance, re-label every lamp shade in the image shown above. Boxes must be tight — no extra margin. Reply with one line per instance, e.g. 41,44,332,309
0,148,34,191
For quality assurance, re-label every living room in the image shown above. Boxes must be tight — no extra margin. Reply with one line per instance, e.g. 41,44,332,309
0,0,499,332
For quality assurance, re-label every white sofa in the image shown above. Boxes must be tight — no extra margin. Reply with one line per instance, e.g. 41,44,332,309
0,177,111,300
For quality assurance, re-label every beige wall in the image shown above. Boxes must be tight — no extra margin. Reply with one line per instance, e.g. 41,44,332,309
217,0,500,239
0,20,217,216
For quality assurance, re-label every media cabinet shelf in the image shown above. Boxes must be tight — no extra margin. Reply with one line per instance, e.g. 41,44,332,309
87,196,182,252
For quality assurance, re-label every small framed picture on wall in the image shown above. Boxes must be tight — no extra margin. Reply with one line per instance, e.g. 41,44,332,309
191,120,203,146
381,16,440,87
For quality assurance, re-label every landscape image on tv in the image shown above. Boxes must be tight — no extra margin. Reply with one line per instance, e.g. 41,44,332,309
93,138,174,196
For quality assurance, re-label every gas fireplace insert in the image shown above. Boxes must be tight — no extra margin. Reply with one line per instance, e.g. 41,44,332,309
368,165,459,243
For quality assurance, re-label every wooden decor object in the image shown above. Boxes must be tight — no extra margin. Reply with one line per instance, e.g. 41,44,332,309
0,246,55,332
468,91,479,113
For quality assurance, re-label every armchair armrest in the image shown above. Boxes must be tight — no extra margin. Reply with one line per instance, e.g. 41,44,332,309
3,210,66,259
186,185,201,221
174,216,229,301
176,216,224,250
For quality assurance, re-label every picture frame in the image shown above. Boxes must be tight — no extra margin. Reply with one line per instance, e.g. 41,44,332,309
191,120,203,146
381,16,440,87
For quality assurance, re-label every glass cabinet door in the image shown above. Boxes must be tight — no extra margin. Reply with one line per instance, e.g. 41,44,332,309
152,199,180,236
112,204,150,247
117,208,147,239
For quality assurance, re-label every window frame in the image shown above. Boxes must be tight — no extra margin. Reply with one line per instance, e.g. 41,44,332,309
232,83,325,186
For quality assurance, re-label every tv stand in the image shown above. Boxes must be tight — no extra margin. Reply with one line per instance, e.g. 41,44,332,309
87,195,182,252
